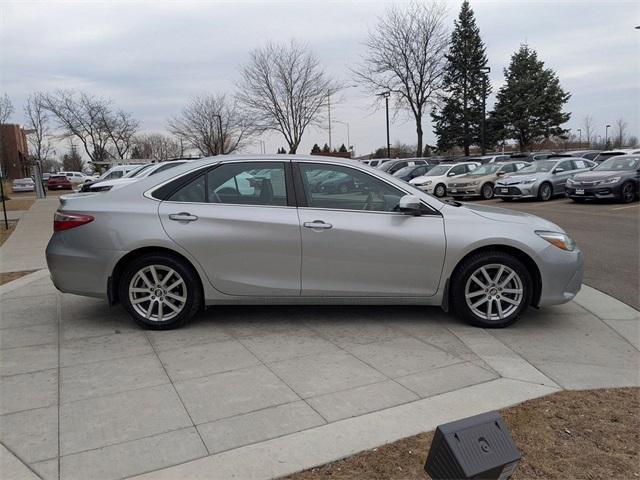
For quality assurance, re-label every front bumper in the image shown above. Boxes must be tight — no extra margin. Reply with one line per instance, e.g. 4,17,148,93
537,245,584,306
412,184,434,193
449,185,481,197
493,184,538,198
565,183,623,200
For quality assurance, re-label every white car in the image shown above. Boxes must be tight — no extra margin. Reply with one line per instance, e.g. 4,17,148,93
11,177,35,192
59,171,92,186
409,162,480,197
88,161,190,192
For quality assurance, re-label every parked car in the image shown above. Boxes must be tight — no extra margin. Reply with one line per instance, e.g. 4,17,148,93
42,173,52,185
494,158,596,201
393,164,434,182
565,150,601,161
84,161,189,192
378,159,430,175
566,155,639,203
409,161,480,197
466,154,512,164
447,161,530,200
593,149,640,163
46,155,583,330
80,164,143,191
47,175,73,190
59,171,92,186
11,177,35,192
361,159,384,168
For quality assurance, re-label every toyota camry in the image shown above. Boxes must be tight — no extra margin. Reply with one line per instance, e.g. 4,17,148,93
46,155,583,330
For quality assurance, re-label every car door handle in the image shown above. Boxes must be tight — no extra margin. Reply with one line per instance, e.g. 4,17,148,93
303,220,333,230
169,212,198,222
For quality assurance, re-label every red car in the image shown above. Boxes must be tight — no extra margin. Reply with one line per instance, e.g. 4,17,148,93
47,175,73,190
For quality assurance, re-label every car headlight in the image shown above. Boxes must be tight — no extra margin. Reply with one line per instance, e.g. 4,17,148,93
566,178,575,185
414,180,432,186
92,185,113,192
536,231,576,251
521,178,536,184
601,177,621,184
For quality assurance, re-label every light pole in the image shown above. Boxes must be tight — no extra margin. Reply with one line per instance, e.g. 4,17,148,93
605,124,611,148
577,128,582,147
480,66,491,155
377,91,391,158
213,114,223,155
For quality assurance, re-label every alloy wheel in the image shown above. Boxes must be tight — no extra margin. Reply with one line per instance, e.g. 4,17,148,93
435,184,446,197
539,184,552,201
128,265,187,322
482,184,494,199
464,263,524,321
622,183,635,203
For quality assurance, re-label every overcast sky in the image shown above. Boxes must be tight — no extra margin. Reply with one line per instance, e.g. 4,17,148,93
1,0,639,157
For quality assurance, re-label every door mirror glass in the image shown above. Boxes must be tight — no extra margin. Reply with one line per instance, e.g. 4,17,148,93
398,195,422,215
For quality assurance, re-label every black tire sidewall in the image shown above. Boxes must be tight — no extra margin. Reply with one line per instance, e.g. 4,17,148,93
435,184,446,197
119,253,202,330
451,251,533,328
538,183,552,201
481,183,494,200
621,182,635,203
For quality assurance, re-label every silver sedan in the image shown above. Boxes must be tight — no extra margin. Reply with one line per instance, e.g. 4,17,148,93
46,155,583,329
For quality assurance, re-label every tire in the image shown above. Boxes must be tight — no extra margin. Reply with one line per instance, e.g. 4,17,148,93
620,181,636,203
480,183,494,200
434,183,446,198
450,251,533,328
119,253,203,330
537,182,552,201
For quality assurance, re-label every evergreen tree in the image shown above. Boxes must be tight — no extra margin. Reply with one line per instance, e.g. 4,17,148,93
311,143,321,154
492,44,571,151
338,143,348,153
322,143,330,153
432,0,489,155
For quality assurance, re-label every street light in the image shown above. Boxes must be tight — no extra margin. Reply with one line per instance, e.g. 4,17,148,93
577,128,582,147
213,114,223,155
376,91,391,158
335,120,350,152
479,66,491,155
327,85,357,150
605,124,611,148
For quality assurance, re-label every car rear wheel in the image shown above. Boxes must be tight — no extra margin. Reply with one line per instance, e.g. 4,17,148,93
620,181,636,203
481,183,494,200
537,182,552,201
451,251,532,328
434,183,446,197
119,253,202,330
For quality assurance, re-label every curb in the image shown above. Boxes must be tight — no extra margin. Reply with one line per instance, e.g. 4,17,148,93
0,269,50,296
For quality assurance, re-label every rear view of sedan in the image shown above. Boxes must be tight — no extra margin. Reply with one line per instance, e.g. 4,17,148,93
47,175,73,190
566,155,639,203
11,178,35,192
46,155,583,331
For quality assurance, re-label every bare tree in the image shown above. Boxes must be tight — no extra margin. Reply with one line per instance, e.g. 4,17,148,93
582,114,595,147
24,93,53,163
354,1,449,156
131,133,183,161
169,94,252,156
238,40,336,154
101,110,139,159
0,93,14,124
613,118,627,148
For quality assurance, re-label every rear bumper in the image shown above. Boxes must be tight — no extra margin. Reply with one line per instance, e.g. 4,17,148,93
46,233,123,300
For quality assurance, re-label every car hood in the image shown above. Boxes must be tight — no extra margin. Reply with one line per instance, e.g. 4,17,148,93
461,202,563,231
572,170,627,181
496,172,544,183
449,173,495,184
410,174,446,184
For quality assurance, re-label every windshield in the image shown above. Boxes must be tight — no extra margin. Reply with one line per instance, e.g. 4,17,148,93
517,160,556,173
424,165,450,176
469,164,501,175
594,156,639,171
393,165,418,177
125,164,154,178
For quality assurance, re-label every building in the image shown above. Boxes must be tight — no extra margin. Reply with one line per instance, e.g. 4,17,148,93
0,124,30,179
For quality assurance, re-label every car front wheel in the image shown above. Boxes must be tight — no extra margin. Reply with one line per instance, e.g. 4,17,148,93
434,183,446,197
119,253,203,330
481,183,494,200
537,182,552,201
451,251,532,328
620,181,636,203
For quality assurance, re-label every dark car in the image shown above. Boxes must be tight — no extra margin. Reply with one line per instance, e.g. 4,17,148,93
565,155,639,203
378,159,429,175
392,164,434,182
318,171,357,194
47,175,73,190
566,150,601,161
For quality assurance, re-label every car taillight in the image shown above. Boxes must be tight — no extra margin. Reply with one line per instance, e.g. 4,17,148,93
54,211,94,232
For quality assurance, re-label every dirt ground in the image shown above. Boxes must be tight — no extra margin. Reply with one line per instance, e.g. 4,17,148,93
3,197,36,211
0,269,37,286
284,388,639,480
0,220,17,247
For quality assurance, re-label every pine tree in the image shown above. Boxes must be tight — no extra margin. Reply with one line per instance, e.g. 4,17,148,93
311,143,321,154
322,143,330,153
338,143,348,153
432,0,490,155
493,44,571,151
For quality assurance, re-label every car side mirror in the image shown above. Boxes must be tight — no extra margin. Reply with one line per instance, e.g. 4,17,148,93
447,172,456,177
399,194,422,216
496,171,506,176
553,168,564,174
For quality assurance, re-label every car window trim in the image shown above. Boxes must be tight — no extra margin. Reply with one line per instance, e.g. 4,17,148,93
292,160,440,216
